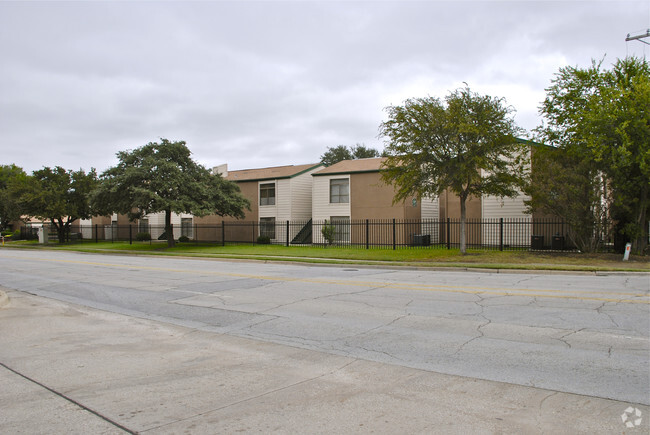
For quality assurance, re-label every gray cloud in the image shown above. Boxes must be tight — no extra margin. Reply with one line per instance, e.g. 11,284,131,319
1,1,648,173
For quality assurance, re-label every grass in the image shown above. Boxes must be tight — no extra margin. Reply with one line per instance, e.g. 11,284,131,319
4,239,649,272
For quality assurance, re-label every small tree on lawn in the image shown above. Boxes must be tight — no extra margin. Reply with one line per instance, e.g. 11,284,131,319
380,86,526,254
93,139,250,247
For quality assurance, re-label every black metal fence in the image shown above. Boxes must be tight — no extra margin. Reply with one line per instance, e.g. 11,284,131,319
21,218,587,251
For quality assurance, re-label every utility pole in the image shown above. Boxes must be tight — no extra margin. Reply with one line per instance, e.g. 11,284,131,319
626,29,650,45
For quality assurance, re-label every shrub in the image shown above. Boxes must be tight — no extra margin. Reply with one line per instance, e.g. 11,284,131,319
321,220,336,246
136,232,152,241
178,235,190,243
257,235,271,244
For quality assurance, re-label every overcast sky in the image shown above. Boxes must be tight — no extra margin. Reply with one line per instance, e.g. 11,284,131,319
1,0,648,174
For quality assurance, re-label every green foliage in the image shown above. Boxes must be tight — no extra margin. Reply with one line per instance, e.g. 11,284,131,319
320,143,380,167
135,232,151,241
380,86,525,254
178,235,190,243
524,146,609,252
0,164,28,230
321,220,336,245
21,166,98,243
256,235,271,244
93,139,250,247
535,56,650,253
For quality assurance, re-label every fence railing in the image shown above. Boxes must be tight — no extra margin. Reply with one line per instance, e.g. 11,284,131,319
20,218,593,251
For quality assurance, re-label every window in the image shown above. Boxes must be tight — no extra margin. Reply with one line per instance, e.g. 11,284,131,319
260,183,276,206
138,219,149,233
181,218,193,238
331,216,350,243
260,217,276,239
330,179,349,203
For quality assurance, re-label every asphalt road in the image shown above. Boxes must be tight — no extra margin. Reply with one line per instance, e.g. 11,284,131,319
0,249,648,406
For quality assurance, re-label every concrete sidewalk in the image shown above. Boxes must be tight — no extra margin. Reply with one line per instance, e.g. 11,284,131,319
0,288,647,434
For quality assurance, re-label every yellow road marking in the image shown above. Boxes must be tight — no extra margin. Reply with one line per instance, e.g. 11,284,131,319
5,254,650,304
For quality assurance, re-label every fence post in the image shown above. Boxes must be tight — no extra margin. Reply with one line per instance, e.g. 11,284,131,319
129,225,132,245
286,221,289,247
446,218,451,250
222,221,226,247
499,218,504,251
392,219,396,250
95,224,98,243
366,219,369,250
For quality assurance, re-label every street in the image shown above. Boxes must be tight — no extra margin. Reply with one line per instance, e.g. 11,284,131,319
0,249,648,406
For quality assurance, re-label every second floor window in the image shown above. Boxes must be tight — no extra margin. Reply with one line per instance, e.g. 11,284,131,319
260,183,275,206
330,178,349,203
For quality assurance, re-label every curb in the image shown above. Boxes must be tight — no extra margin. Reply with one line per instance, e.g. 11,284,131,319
0,290,8,309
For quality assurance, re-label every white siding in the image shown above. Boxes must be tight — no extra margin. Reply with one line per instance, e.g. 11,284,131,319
482,193,529,219
276,179,292,221
482,192,531,246
312,175,351,244
140,212,191,240
290,169,319,221
420,196,440,243
312,175,351,221
420,196,439,220
259,180,278,220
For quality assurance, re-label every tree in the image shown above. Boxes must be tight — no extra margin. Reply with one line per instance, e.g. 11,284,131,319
21,166,98,243
536,56,650,253
524,146,609,252
320,143,380,166
0,164,28,231
380,86,526,254
93,139,250,247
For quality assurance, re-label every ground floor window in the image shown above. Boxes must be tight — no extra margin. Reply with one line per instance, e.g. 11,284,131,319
138,219,149,233
181,218,193,238
260,217,276,239
330,216,350,243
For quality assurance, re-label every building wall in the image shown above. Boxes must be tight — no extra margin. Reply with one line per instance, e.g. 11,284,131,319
350,172,410,221
312,174,351,222
290,171,318,221
438,190,483,246
482,194,529,219
259,180,279,220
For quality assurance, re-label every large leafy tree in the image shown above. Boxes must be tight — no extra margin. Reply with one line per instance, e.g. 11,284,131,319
21,166,98,243
94,139,249,247
524,146,609,252
0,164,28,231
380,86,526,254
535,56,650,253
320,143,380,167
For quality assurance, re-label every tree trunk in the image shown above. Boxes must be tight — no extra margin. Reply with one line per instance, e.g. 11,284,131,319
633,186,648,254
54,218,66,244
459,196,467,255
165,209,175,248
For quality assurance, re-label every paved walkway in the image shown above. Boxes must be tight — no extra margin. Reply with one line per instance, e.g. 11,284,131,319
0,289,647,434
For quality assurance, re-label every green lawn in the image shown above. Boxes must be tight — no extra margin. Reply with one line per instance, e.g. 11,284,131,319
6,239,649,272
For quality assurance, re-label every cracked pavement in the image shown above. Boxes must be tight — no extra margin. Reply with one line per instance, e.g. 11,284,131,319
1,249,648,410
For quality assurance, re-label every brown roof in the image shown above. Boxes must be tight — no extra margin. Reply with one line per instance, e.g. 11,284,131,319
313,157,387,176
226,163,322,182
